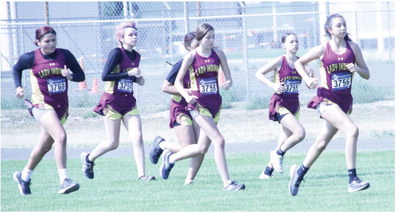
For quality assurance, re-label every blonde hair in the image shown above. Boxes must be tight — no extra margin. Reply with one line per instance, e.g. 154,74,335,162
115,22,137,45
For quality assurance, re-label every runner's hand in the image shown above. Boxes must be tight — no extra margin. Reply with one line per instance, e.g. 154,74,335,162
273,82,285,94
16,87,24,98
222,80,232,90
305,77,319,89
61,65,72,80
346,63,357,73
185,95,198,104
136,76,145,86
128,67,141,76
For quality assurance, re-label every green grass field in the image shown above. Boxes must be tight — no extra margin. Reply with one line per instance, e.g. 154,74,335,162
1,150,394,211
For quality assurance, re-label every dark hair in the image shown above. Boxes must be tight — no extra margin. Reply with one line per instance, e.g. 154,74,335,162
281,32,297,43
183,32,196,50
196,23,214,42
116,22,137,45
324,14,351,41
35,26,56,45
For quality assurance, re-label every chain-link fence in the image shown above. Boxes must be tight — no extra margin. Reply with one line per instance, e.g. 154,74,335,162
1,1,395,114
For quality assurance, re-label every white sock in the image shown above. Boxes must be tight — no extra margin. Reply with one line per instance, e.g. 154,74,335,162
223,180,232,187
159,142,165,150
169,154,176,164
21,168,33,182
57,169,68,184
184,179,193,185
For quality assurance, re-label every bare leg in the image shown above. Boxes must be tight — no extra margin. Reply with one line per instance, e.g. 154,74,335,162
320,105,359,169
123,114,145,178
265,126,291,169
170,114,230,184
302,120,337,168
36,110,67,170
185,122,206,183
279,114,305,152
25,126,54,170
88,117,121,162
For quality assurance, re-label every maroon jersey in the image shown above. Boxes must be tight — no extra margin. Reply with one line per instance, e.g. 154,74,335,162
188,49,222,118
308,41,355,113
31,48,68,119
167,59,192,128
94,48,140,116
269,56,302,121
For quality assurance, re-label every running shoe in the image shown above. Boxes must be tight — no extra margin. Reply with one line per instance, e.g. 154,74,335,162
270,150,284,174
149,136,165,164
259,171,271,180
58,178,80,194
160,150,174,179
348,178,370,192
289,164,303,196
81,152,95,179
24,99,34,117
184,179,194,185
138,175,156,181
224,181,246,191
13,171,31,195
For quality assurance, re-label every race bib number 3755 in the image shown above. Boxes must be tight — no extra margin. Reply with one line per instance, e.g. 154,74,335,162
331,73,351,90
283,79,301,94
199,78,218,95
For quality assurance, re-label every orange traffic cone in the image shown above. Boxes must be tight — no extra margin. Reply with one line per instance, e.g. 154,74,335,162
90,78,99,94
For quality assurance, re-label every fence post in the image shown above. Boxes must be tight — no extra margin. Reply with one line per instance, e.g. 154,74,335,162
44,2,49,25
184,1,189,34
318,1,329,44
240,2,250,100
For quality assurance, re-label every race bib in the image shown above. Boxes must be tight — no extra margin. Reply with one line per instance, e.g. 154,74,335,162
47,78,66,94
199,78,218,95
117,78,133,93
283,79,301,94
331,73,351,90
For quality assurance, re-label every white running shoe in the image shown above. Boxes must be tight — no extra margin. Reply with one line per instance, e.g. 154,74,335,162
259,172,271,180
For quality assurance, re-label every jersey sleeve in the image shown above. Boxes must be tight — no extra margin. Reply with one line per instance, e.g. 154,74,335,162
101,48,129,81
165,59,183,84
62,49,85,82
12,51,35,88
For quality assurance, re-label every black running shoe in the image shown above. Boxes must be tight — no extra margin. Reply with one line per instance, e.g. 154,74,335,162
289,164,304,196
81,152,95,179
160,150,174,179
13,171,31,195
150,136,165,164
